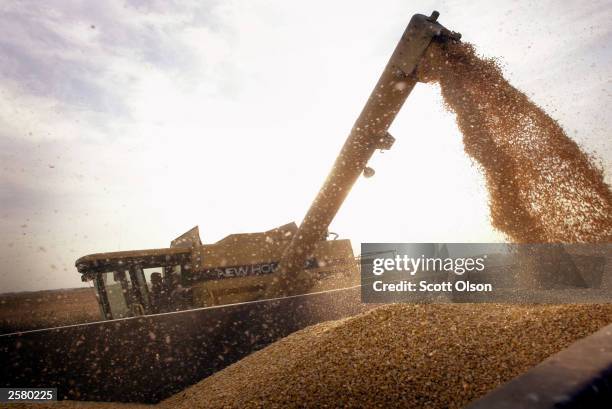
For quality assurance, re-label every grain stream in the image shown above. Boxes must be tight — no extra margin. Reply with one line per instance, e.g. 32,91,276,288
417,41,612,243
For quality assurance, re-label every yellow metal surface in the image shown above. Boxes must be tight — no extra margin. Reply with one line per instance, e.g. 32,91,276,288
192,223,297,271
191,238,359,307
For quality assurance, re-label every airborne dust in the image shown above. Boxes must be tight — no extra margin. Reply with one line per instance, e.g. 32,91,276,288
168,42,612,408
8,42,612,409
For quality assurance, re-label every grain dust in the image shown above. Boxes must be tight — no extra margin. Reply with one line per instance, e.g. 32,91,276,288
6,41,612,409
160,42,612,408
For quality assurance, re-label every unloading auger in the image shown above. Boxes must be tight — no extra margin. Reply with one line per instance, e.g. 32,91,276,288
276,11,460,293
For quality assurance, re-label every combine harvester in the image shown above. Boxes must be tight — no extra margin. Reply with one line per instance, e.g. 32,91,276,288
1,11,611,407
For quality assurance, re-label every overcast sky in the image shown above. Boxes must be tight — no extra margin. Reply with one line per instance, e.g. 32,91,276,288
1,0,610,292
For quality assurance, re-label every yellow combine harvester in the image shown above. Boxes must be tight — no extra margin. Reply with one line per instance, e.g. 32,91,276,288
75,11,461,321
76,223,357,319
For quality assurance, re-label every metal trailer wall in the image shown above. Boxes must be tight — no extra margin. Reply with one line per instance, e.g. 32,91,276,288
0,286,368,404
466,323,612,409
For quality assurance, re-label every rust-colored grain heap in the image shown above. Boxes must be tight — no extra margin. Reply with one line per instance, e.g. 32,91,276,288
9,306,612,409
163,304,612,409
